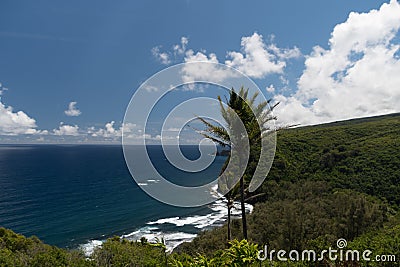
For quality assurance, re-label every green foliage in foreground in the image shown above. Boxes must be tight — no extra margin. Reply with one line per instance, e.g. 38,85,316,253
0,227,89,267
91,236,167,266
1,226,399,266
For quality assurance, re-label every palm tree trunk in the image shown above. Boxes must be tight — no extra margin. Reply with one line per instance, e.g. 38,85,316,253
240,176,248,240
227,200,231,241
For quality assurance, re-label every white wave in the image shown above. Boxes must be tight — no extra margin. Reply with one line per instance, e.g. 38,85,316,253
147,193,253,230
79,184,254,256
121,226,159,238
147,215,214,227
137,179,160,186
120,225,198,252
210,184,223,199
80,239,104,257
162,232,198,252
146,179,160,183
147,217,180,225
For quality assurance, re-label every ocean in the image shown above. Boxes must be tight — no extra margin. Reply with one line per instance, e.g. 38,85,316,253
0,144,251,254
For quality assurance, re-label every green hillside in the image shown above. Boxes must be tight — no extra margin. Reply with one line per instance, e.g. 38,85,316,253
267,112,400,206
177,113,400,265
1,113,399,266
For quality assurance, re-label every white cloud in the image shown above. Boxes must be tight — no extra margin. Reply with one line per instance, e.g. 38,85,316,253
153,33,300,82
181,32,300,81
266,84,275,93
151,46,171,65
181,49,236,85
64,101,81,117
0,100,39,135
276,0,400,126
184,49,219,63
268,43,302,60
87,122,144,141
105,121,116,134
121,122,138,134
53,124,80,136
90,121,126,138
173,36,189,55
152,37,189,65
225,32,300,78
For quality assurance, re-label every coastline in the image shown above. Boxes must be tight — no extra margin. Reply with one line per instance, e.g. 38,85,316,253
80,194,254,256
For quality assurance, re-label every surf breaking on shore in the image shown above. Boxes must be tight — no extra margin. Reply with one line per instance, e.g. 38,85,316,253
80,185,253,256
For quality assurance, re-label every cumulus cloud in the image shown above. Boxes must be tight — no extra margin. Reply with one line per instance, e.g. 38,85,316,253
0,101,39,135
225,33,296,78
181,49,236,85
153,33,300,81
181,33,301,80
0,83,46,136
276,0,400,126
53,124,79,136
64,101,81,116
89,121,127,138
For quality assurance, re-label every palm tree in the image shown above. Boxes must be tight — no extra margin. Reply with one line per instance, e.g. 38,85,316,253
197,87,278,240
196,117,238,241
218,168,239,241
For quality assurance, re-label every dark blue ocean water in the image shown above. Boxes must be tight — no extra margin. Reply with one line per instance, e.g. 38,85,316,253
0,145,227,251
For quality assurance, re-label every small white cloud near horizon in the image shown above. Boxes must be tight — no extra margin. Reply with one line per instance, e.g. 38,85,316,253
90,121,164,142
53,123,79,136
90,121,123,138
0,100,40,135
64,101,81,117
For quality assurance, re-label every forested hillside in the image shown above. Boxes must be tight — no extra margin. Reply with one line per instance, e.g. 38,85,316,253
267,113,400,206
177,113,400,265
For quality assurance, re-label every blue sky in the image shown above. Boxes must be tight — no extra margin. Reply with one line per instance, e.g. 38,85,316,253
0,0,399,143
